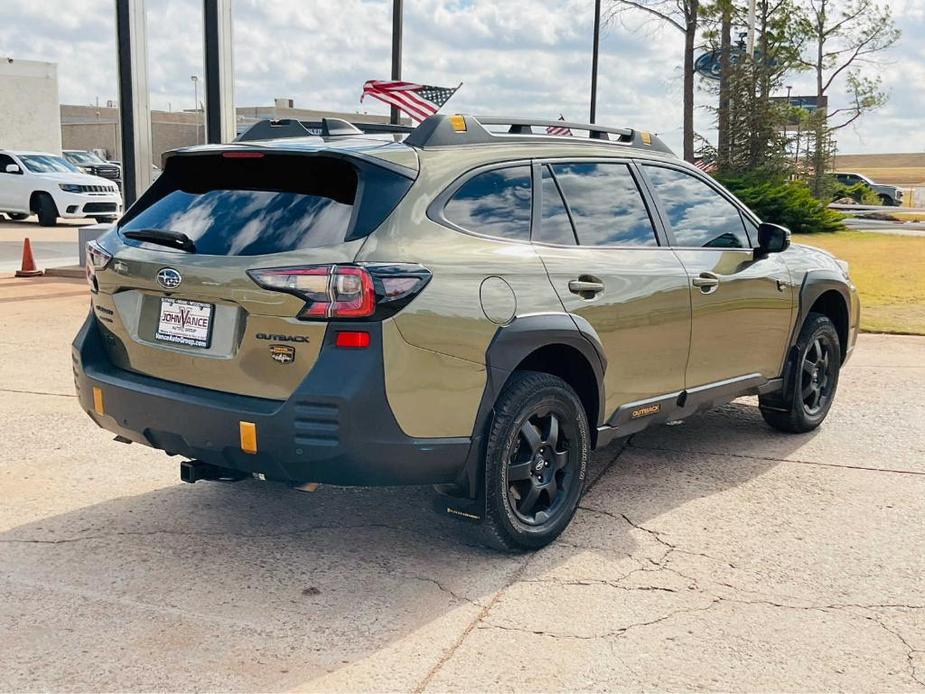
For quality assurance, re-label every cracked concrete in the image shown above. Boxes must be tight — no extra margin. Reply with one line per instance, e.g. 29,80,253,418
1,278,924,692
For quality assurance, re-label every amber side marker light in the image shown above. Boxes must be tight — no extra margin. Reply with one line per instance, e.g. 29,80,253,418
92,386,104,416
450,114,467,132
240,421,258,454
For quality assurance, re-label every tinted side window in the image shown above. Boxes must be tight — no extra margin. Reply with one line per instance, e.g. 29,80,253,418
536,165,576,245
550,163,657,247
644,166,750,248
0,154,15,172
444,166,532,241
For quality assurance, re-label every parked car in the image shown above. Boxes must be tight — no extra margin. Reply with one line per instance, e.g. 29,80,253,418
833,171,903,206
106,161,162,182
73,114,859,550
63,150,122,185
0,150,123,226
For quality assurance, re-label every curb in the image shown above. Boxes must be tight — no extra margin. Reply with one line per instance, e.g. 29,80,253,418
44,265,85,279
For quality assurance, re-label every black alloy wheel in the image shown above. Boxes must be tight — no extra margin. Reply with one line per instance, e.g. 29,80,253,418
506,409,576,526
760,312,841,433
480,370,590,551
800,335,836,416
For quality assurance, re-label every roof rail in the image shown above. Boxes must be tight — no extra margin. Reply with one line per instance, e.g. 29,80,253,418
405,114,674,155
235,118,414,142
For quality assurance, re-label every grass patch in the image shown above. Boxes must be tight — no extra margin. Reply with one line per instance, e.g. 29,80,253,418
792,231,925,335
890,211,925,223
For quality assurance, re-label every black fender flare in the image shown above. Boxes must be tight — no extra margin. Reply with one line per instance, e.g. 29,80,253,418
448,313,606,501
777,270,852,402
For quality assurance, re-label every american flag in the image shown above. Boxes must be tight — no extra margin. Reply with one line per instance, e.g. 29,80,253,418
361,80,460,122
546,115,572,136
693,159,718,173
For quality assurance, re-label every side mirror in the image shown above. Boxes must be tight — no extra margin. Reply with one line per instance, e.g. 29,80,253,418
5,164,21,174
755,222,790,257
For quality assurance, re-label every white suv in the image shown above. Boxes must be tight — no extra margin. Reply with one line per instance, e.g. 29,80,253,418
0,150,123,226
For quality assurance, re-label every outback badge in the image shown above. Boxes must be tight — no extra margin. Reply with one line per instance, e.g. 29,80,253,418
269,344,295,365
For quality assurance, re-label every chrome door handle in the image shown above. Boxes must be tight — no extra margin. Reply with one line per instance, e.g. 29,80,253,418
692,272,720,293
568,278,605,298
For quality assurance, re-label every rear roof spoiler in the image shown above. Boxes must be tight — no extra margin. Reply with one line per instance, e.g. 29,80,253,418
235,118,414,142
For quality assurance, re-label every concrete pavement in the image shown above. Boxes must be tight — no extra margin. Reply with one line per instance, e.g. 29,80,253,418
0,277,923,692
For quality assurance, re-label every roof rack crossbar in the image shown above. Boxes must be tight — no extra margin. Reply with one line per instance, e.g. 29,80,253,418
476,115,633,142
404,115,674,155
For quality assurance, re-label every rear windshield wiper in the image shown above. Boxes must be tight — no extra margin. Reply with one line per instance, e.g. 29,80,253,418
123,228,197,253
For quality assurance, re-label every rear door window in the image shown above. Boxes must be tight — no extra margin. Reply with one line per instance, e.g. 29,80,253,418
119,153,412,256
548,163,658,247
643,165,751,248
443,166,532,241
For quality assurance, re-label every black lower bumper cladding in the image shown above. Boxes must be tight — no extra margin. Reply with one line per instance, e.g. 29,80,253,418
72,314,470,486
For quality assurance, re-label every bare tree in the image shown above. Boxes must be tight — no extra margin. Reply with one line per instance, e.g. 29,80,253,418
798,0,899,193
607,0,700,162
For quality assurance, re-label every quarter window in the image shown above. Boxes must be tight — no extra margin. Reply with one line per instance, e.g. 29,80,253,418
444,166,532,241
549,163,658,247
644,165,751,248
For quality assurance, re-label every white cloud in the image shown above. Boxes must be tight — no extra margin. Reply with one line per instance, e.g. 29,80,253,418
0,0,921,153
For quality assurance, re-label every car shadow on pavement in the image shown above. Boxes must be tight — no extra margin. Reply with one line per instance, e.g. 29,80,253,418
0,399,819,690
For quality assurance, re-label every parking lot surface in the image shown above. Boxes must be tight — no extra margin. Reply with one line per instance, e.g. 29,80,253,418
1,276,923,692
0,216,87,272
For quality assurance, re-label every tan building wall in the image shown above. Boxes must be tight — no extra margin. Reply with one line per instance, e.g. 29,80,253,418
0,58,62,153
61,102,402,165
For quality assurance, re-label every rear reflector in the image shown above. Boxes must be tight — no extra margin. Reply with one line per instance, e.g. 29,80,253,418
92,386,104,416
222,151,265,158
336,331,371,349
240,421,257,454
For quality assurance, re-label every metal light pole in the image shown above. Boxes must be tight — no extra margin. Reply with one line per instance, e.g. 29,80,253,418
191,75,199,144
590,0,601,124
203,0,235,144
390,0,403,125
115,0,153,207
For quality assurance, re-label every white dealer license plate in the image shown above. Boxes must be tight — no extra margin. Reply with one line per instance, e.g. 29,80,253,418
155,298,214,348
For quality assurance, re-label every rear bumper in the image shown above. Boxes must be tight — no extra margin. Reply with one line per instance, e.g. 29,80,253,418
72,314,471,486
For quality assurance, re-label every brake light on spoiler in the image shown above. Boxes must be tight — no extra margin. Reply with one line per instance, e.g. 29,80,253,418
247,264,431,321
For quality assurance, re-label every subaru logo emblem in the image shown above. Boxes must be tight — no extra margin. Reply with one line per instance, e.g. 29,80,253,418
156,267,182,289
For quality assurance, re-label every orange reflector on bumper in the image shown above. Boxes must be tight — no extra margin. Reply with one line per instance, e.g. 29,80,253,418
240,421,257,454
92,386,104,416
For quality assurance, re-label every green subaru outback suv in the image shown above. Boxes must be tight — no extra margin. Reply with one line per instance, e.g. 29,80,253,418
74,114,859,550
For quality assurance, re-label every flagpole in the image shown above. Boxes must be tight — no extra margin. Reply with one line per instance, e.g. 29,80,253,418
390,0,403,125
590,0,601,124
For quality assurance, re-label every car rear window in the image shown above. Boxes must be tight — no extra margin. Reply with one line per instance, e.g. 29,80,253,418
119,153,412,256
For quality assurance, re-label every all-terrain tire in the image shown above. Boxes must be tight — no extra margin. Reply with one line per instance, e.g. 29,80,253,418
480,371,590,552
760,312,841,433
34,194,58,227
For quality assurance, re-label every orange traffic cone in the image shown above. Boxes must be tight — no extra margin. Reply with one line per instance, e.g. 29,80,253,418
14,238,43,277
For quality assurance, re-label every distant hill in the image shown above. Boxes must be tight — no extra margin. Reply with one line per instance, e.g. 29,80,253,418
834,153,925,185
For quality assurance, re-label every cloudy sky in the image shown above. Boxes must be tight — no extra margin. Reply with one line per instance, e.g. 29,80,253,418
1,0,922,154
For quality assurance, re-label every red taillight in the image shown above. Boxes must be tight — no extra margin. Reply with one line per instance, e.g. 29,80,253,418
222,151,265,158
336,331,371,349
248,265,376,319
247,263,430,321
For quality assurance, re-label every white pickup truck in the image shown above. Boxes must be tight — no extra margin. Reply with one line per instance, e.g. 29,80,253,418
0,150,123,226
